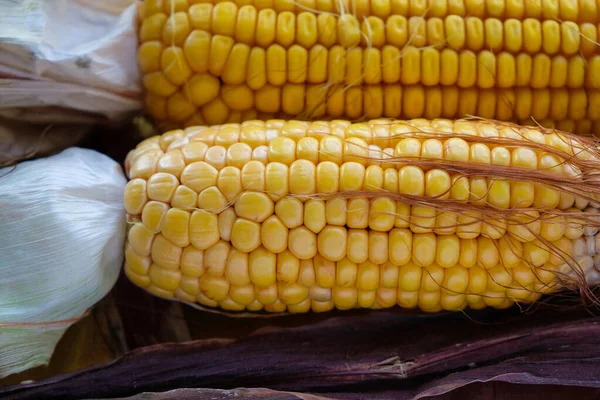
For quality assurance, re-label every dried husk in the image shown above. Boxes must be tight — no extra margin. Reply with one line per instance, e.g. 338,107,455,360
83,386,600,400
3,305,600,400
0,0,141,124
0,117,92,166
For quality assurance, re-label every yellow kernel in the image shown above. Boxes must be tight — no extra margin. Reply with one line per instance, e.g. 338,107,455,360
311,256,334,289
412,233,436,267
140,13,168,42
204,240,230,277
128,223,155,257
148,264,180,294
346,229,369,264
212,2,237,36
357,261,379,291
397,262,422,291
288,226,317,259
336,257,358,288
304,200,326,234
255,284,278,305
180,245,204,277
315,226,347,261
277,250,300,283
230,217,261,252
261,215,288,253
126,244,151,276
234,192,274,223
338,14,360,48
369,231,389,264
124,179,148,215
398,166,425,196
180,161,218,193
388,228,412,266
225,249,250,286
229,284,255,306
162,12,190,46
275,197,304,228
268,137,296,165
198,275,230,301
289,159,317,195
332,287,357,309
249,246,276,286
346,198,369,229
421,264,444,292
316,161,340,194
190,210,220,250
436,235,460,268
161,208,191,247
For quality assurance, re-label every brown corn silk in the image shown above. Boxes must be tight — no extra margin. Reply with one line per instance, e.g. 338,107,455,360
121,118,600,314
137,0,600,135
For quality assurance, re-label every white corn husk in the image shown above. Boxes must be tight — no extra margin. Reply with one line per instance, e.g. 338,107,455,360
0,148,127,378
0,0,142,124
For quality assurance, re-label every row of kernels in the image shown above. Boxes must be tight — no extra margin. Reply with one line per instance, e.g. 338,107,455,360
125,270,529,313
138,261,534,312
140,33,600,95
126,234,563,293
349,0,598,22
126,230,584,290
358,16,597,54
185,86,597,127
142,5,599,56
126,251,587,314
301,289,516,313
210,220,579,271
172,117,593,149
125,116,597,182
124,250,550,313
143,0,600,24
265,85,597,124
384,50,598,89
142,83,600,129
183,154,565,208
124,158,591,230
148,86,595,133
142,40,600,91
212,160,564,212
180,131,555,169
273,198,482,239
125,172,576,238
238,119,594,157
383,17,597,55
125,213,580,287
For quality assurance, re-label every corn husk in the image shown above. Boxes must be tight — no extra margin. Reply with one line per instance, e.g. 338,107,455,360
0,117,92,167
0,147,127,378
0,0,141,124
3,306,600,399
82,386,600,400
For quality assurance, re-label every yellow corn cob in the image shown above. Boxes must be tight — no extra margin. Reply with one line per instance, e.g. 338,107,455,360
123,118,600,313
137,0,600,135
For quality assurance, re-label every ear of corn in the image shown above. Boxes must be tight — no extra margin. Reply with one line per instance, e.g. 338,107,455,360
123,118,600,313
138,0,600,136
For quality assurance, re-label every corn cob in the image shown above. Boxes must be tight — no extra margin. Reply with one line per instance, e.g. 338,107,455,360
123,118,600,313
137,0,600,135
